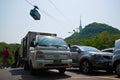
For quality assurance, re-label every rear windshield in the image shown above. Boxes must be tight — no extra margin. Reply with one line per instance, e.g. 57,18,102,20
37,36,67,47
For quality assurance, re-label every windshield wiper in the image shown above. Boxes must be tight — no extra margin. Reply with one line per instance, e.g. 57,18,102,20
39,44,50,46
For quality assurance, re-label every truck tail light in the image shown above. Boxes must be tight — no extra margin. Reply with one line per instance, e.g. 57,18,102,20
37,51,43,55
68,52,72,56
36,51,44,59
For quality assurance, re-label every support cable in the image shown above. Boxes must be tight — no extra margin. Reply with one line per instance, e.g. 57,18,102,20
25,0,34,6
48,0,70,21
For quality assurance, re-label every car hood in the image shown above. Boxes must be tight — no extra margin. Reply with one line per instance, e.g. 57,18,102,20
88,51,113,56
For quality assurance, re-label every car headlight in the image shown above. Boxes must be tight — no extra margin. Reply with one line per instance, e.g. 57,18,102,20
92,54,102,59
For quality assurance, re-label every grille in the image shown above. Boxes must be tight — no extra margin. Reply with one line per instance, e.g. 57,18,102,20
103,56,112,60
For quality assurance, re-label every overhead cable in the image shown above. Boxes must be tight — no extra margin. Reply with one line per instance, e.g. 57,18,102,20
48,0,65,17
48,0,70,21
25,0,34,6
38,8,57,21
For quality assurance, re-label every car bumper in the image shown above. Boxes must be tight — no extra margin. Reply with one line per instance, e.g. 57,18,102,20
32,59,72,69
92,60,112,69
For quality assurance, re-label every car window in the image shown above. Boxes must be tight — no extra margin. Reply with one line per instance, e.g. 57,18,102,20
70,47,79,52
37,36,67,47
115,39,120,51
79,46,100,52
103,50,113,53
101,48,114,53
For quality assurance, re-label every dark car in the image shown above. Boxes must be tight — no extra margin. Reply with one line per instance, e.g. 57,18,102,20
70,45,113,73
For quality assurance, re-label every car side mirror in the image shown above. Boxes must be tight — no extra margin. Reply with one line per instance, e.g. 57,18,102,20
76,49,81,53
30,41,35,47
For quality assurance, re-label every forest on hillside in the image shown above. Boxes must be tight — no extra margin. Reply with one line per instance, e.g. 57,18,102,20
65,22,120,50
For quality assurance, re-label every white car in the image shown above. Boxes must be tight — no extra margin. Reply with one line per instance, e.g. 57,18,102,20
21,31,72,74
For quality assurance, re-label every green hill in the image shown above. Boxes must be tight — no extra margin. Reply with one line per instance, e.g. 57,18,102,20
80,22,120,38
65,22,120,49
66,22,120,40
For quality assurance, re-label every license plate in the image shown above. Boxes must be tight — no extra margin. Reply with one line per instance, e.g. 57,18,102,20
54,60,61,65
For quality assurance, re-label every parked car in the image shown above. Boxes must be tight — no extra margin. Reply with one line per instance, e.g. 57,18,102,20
112,39,120,76
21,31,72,74
101,48,114,53
70,45,113,73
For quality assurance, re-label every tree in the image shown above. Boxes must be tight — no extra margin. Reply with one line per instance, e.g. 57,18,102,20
65,22,120,50
0,42,20,66
82,32,120,50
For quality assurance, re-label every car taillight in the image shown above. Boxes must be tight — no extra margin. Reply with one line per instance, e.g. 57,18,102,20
37,51,43,55
36,51,44,59
68,52,72,56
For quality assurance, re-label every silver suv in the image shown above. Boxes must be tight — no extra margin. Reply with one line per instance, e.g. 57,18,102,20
70,45,113,73
112,39,120,76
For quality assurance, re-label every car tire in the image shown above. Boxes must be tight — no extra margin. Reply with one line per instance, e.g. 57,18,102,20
80,60,92,74
59,68,66,74
116,63,120,76
29,62,36,75
24,61,29,70
106,69,113,73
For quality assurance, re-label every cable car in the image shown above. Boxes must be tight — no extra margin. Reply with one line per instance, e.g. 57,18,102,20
30,6,41,20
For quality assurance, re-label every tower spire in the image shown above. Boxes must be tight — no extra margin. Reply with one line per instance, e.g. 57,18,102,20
79,16,82,32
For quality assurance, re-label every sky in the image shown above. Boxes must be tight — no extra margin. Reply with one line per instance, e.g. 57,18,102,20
0,0,120,43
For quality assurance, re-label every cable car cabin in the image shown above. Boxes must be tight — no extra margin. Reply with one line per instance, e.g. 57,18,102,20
30,8,40,20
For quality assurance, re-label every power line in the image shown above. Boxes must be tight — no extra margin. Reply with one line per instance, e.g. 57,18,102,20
47,0,70,21
25,0,34,6
38,8,57,21
48,0,65,17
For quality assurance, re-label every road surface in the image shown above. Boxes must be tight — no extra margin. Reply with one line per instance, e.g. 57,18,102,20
0,68,119,80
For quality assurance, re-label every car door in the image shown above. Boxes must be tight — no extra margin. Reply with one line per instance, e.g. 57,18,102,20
70,46,80,63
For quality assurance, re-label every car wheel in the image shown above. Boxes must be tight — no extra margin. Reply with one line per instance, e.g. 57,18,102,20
24,61,29,70
81,60,92,74
29,62,36,75
116,63,120,76
59,68,66,74
106,69,113,73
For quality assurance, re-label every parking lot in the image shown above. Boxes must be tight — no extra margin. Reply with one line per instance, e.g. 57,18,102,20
0,68,119,80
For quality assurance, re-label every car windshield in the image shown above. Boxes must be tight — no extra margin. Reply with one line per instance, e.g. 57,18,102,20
101,48,114,53
37,36,67,48
79,46,100,52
